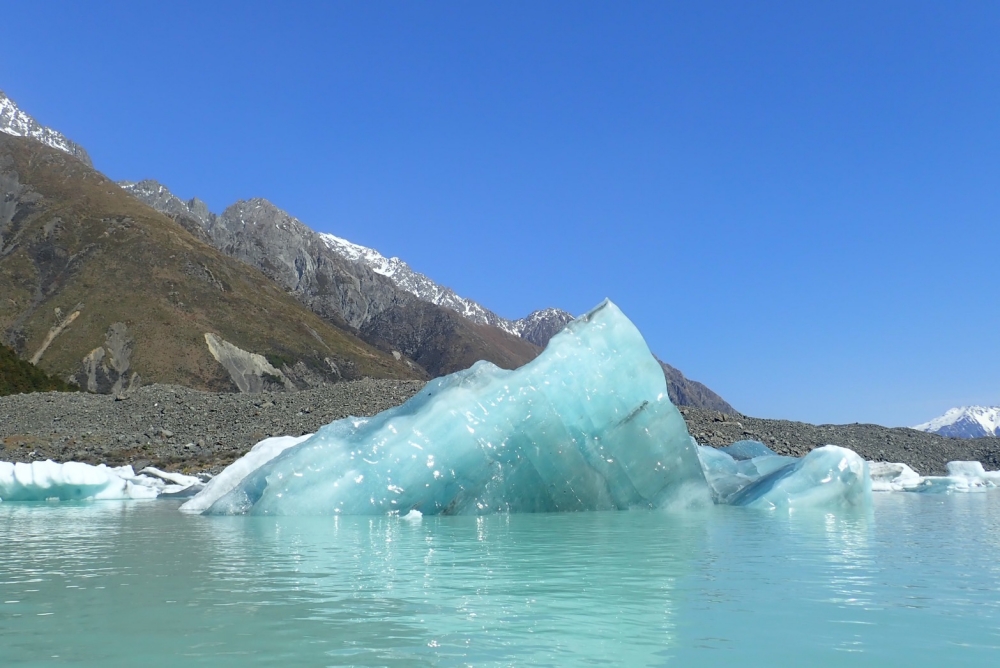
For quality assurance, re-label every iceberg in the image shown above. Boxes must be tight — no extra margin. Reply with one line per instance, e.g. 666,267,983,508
193,301,711,515
0,461,160,501
869,462,923,492
188,300,878,516
698,444,871,509
869,460,1000,494
0,460,205,502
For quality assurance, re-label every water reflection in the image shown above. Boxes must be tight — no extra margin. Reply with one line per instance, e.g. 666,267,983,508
197,509,702,665
1,503,703,665
4,498,1000,665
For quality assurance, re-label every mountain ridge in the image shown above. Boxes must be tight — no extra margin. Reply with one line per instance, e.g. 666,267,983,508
1,93,736,411
120,179,736,413
119,180,541,377
0,133,422,394
0,91,92,167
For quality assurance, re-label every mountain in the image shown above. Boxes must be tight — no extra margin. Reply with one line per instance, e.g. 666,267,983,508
119,179,737,412
0,133,421,393
913,407,1000,439
659,360,736,415
319,231,575,344
0,91,92,167
119,180,540,377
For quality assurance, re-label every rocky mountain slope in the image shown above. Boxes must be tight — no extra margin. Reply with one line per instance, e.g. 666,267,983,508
0,92,734,408
659,360,736,414
120,180,736,411
914,406,1000,439
0,91,92,167
0,134,421,393
319,230,575,344
119,180,543,376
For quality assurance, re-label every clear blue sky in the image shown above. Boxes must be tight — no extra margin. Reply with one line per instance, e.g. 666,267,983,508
3,1,998,427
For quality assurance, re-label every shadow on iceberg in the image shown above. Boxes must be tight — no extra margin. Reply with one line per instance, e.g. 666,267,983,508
182,300,871,516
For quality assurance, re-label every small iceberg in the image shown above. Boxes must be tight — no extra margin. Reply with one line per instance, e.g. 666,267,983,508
187,301,874,516
870,460,1000,494
0,460,205,502
698,442,871,509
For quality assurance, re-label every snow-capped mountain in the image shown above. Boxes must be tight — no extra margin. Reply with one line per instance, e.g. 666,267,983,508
119,178,572,346
0,91,91,166
319,232,573,345
913,406,1000,439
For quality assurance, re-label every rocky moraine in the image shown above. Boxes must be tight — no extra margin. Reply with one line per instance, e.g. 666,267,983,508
3,381,998,478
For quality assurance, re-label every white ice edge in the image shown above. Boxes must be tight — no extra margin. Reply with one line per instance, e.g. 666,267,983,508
178,434,312,513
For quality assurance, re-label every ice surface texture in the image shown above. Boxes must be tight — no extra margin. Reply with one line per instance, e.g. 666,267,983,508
200,301,710,516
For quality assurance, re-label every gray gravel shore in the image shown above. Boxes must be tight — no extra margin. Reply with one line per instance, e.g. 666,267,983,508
2,382,997,477
0,380,425,476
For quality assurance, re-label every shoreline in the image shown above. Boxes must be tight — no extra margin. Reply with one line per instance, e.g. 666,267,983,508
2,381,997,477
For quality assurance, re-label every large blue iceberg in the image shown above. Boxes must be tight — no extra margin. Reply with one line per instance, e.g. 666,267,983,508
184,300,872,516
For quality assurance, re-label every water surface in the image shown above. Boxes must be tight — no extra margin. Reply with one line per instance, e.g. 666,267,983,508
2,494,999,665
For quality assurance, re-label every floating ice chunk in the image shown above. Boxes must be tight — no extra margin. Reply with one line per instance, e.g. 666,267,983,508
697,445,797,504
179,434,313,513
869,462,923,492
193,300,710,516
867,460,1000,494
946,461,1000,479
910,461,1000,494
726,445,872,510
0,460,159,501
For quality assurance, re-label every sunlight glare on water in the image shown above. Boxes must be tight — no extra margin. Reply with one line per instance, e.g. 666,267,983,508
2,494,1000,666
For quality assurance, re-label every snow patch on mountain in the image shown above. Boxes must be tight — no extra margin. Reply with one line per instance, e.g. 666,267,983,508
913,406,1000,439
0,91,92,166
319,232,572,341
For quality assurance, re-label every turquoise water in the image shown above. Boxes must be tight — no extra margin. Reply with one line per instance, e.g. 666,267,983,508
2,495,999,666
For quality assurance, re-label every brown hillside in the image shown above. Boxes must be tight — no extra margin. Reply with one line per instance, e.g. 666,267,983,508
0,134,423,391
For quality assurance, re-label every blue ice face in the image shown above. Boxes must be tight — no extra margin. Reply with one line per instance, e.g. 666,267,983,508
206,301,710,516
195,300,874,517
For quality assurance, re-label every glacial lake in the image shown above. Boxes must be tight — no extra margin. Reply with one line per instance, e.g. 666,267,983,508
2,494,999,666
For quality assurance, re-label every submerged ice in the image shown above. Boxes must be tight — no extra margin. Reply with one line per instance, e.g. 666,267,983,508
187,300,875,516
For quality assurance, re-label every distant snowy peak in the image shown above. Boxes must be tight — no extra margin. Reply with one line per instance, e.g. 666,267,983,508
913,406,1000,439
0,91,92,166
319,232,571,342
